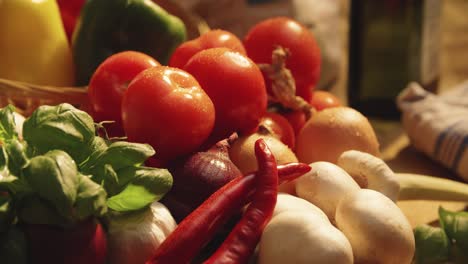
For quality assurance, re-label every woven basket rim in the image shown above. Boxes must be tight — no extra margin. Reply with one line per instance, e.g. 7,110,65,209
0,77,89,116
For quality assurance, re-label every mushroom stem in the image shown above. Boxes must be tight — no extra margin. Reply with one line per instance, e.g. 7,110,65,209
397,173,468,202
337,150,468,203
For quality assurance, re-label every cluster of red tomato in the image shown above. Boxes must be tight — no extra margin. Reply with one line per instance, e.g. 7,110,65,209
86,17,341,166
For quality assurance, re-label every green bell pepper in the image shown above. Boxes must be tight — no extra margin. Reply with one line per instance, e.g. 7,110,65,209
72,0,187,86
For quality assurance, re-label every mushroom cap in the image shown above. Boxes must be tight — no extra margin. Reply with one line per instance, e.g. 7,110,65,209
336,189,415,264
296,161,360,222
259,211,353,264
273,193,329,222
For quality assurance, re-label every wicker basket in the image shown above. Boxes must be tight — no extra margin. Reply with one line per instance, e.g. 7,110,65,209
0,78,88,116
0,0,209,117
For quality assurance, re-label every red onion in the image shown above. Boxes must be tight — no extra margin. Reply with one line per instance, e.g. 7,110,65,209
162,135,242,222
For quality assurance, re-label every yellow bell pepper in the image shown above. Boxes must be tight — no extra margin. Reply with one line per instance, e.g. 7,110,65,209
0,0,75,86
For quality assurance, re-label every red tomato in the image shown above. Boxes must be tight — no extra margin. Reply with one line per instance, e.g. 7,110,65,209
243,17,321,102
282,110,307,136
88,51,159,136
169,29,246,69
122,66,215,164
260,112,296,149
310,90,342,111
183,48,267,143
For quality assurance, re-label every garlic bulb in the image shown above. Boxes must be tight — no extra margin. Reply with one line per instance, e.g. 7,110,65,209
107,202,177,264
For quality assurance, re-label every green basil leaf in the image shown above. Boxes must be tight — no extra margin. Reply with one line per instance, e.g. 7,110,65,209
18,195,69,226
0,147,6,171
78,136,108,172
22,103,95,163
0,226,28,264
114,166,140,191
74,174,107,221
107,167,172,212
107,185,154,212
0,147,9,180
101,166,146,196
413,224,451,264
0,195,14,232
88,141,155,173
88,163,120,196
3,139,28,176
0,105,18,142
0,143,31,196
0,174,32,196
102,164,120,196
22,150,79,218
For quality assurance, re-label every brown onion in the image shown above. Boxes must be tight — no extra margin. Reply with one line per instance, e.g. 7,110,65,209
228,130,299,195
229,132,298,175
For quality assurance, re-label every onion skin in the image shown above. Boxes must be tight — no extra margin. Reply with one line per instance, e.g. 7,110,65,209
229,133,298,194
229,133,298,175
296,107,380,164
172,149,241,202
163,137,242,222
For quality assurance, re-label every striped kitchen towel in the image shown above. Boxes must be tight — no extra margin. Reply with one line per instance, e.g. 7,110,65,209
397,81,468,181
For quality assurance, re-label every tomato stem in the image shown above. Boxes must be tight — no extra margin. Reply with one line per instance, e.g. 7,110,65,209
258,46,312,120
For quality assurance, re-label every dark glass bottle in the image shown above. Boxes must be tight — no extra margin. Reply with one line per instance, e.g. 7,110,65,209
348,0,441,119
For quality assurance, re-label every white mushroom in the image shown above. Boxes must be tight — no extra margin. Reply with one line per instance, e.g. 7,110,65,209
335,189,415,264
295,161,360,223
337,150,468,203
272,193,329,222
258,211,353,264
337,150,400,201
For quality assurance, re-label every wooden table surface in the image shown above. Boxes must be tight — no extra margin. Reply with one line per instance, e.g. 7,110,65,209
332,0,468,227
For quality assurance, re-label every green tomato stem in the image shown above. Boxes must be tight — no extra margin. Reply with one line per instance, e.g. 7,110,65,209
397,173,468,202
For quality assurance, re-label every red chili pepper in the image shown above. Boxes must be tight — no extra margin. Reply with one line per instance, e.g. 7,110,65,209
146,162,310,264
204,139,278,264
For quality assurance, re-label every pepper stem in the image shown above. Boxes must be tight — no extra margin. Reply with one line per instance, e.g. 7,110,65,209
397,173,468,202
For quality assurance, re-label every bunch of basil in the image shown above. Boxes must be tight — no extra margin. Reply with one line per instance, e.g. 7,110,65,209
414,207,468,264
0,103,172,261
